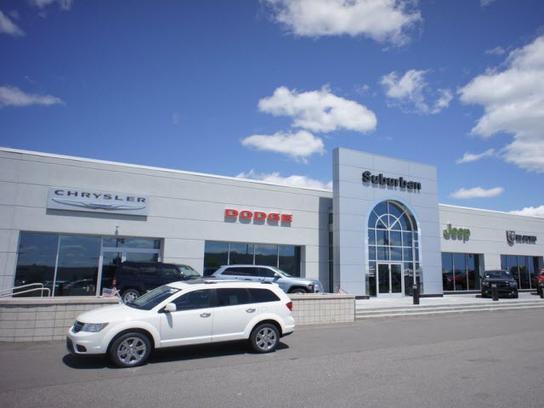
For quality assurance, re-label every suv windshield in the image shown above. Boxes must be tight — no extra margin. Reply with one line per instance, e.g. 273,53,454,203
127,285,180,310
271,266,292,277
177,265,200,278
484,270,511,279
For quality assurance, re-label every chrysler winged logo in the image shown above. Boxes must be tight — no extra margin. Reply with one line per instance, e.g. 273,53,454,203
506,230,516,246
47,188,149,216
51,197,145,211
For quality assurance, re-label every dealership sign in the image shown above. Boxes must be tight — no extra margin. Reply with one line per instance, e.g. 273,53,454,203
362,171,422,192
47,188,149,216
443,224,470,242
506,230,537,246
224,209,292,225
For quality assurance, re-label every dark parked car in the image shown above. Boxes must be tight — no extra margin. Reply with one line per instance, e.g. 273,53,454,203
481,270,518,298
105,262,201,303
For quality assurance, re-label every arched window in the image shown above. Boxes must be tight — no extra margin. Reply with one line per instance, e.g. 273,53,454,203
367,200,419,296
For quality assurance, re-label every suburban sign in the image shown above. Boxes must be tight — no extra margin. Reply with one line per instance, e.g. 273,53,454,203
47,188,149,216
443,224,470,242
506,230,537,246
224,209,293,225
362,171,422,192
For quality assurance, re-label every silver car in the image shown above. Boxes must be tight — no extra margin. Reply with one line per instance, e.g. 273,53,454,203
212,265,324,294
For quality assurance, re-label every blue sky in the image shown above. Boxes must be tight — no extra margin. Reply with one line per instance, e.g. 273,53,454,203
1,0,543,215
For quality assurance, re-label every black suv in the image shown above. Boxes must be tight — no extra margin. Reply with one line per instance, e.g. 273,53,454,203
106,262,200,303
481,270,518,298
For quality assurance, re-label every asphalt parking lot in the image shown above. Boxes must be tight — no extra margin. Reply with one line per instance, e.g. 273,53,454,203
1,309,543,408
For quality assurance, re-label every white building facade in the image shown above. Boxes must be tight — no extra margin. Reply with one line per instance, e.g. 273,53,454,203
0,147,542,298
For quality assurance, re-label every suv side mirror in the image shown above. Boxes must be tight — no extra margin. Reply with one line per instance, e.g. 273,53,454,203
273,274,280,281
163,303,177,313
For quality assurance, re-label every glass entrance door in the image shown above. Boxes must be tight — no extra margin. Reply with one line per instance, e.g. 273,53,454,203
377,263,403,295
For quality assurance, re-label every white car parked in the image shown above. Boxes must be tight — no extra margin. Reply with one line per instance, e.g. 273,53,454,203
66,280,295,368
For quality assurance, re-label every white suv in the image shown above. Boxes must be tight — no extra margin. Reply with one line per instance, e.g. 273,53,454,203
66,280,295,368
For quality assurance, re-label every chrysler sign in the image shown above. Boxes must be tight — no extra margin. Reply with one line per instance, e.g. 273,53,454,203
47,188,149,216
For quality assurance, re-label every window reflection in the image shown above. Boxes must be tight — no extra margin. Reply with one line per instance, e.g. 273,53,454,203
14,232,58,294
14,232,162,297
54,235,101,296
204,241,301,277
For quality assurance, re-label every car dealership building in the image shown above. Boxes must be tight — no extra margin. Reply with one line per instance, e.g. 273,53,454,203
0,146,543,298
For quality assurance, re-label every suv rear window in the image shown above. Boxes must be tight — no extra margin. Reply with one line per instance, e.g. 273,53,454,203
222,267,256,277
249,288,280,303
216,288,251,306
255,268,276,278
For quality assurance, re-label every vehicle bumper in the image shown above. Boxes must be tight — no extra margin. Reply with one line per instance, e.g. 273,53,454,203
66,328,108,355
282,316,295,336
481,288,517,297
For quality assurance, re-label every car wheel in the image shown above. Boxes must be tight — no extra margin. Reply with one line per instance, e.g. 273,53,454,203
109,332,151,368
122,289,140,304
513,291,519,299
289,288,307,294
250,323,280,353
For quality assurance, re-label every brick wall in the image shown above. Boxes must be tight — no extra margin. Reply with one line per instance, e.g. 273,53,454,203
289,294,355,325
0,297,119,342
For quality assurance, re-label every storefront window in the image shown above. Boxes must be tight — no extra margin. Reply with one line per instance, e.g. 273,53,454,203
254,244,278,266
14,232,162,296
500,255,543,289
203,241,229,274
14,232,59,294
442,253,454,291
442,252,482,291
204,241,301,277
228,242,254,265
278,245,301,277
54,235,101,296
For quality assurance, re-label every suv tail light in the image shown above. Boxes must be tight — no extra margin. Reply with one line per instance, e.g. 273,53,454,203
285,301,293,311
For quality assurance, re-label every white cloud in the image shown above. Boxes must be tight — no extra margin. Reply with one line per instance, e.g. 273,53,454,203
30,0,74,10
241,130,325,162
509,205,544,218
381,69,452,114
237,169,332,190
459,35,544,173
258,86,377,133
456,148,496,164
0,10,24,36
485,46,506,56
0,85,63,107
450,186,504,199
264,0,421,45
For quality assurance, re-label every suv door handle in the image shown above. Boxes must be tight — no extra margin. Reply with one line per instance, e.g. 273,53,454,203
246,308,256,313
200,313,211,318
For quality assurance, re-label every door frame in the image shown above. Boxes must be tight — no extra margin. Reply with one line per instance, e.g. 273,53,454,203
376,262,404,296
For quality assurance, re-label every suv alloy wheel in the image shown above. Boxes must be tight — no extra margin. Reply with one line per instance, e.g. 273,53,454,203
109,332,152,368
250,323,280,353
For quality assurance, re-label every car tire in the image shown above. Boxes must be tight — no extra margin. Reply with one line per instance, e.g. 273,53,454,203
121,289,140,304
512,291,519,299
109,332,152,368
250,323,280,354
289,288,307,294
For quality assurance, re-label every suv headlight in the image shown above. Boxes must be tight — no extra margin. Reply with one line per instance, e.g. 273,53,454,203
482,281,490,287
81,323,108,332
509,282,517,288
